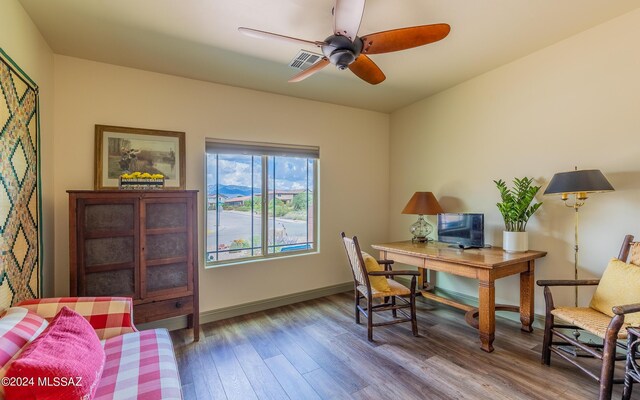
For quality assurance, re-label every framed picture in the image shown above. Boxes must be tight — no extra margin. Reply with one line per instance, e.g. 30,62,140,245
94,125,186,190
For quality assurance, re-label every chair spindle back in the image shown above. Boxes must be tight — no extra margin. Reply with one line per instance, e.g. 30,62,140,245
340,232,368,288
618,234,640,266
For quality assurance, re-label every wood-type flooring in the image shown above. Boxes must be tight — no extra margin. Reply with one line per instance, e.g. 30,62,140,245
171,292,640,399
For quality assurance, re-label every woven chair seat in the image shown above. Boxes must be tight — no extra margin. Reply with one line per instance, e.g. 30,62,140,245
341,233,418,341
552,307,630,339
357,279,411,299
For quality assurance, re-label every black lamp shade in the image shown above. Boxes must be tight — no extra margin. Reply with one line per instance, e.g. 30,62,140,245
544,169,614,195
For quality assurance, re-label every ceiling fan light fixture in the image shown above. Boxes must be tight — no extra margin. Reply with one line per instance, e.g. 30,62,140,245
329,49,355,70
322,34,362,70
239,0,449,84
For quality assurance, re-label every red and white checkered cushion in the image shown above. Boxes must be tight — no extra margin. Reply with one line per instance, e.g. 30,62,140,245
94,329,182,400
0,307,49,399
17,297,137,340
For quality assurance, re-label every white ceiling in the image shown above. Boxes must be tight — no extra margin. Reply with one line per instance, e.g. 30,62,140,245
19,0,640,113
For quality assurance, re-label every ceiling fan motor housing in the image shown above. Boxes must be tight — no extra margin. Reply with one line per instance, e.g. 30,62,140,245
322,35,363,70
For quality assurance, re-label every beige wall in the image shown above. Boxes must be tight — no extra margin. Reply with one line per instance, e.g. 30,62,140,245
0,0,55,297
52,55,390,312
389,8,640,314
9,0,638,319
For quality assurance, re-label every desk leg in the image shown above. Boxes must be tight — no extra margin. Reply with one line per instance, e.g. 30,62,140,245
419,269,437,291
478,271,495,353
418,268,425,290
519,260,535,333
426,269,436,291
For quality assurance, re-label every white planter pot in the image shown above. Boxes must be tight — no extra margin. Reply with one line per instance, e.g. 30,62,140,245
503,231,528,253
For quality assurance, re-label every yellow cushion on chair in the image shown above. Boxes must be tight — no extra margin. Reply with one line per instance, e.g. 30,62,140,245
361,252,391,292
589,258,640,326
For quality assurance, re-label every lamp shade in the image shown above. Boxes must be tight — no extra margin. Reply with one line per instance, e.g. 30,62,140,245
544,169,614,195
401,192,444,215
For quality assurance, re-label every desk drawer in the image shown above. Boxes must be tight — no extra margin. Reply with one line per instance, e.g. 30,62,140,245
380,251,426,268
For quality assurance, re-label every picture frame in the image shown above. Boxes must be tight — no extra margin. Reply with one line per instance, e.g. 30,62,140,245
94,125,186,190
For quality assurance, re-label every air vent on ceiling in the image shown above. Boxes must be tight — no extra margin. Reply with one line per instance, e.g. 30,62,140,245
288,50,324,70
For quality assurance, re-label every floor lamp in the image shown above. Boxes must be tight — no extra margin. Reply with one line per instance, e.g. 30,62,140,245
544,168,614,348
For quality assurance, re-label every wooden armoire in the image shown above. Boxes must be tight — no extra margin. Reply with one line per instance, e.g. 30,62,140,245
68,190,199,340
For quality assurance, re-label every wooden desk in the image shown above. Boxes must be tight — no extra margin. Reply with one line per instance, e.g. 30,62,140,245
372,241,547,352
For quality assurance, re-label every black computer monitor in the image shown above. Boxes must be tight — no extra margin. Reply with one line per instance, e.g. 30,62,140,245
437,213,484,248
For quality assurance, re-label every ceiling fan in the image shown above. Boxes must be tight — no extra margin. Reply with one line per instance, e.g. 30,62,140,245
238,0,450,85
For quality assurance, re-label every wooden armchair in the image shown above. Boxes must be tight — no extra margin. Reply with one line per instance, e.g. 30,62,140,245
537,234,640,400
340,232,419,341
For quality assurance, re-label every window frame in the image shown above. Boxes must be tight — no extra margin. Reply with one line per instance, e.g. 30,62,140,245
205,140,319,267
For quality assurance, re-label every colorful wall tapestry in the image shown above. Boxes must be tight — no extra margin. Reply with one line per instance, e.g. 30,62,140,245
0,48,40,309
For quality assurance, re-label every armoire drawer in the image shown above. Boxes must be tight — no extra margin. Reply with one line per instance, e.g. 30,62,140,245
134,296,194,323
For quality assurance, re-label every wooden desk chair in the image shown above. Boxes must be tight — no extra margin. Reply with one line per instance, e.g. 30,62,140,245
537,234,640,400
340,232,419,341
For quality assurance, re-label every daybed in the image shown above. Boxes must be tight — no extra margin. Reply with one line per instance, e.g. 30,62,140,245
0,297,182,400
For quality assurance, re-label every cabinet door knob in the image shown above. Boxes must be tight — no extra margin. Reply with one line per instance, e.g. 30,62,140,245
175,301,183,308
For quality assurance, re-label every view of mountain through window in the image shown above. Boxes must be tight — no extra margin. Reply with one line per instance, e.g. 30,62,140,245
206,148,317,264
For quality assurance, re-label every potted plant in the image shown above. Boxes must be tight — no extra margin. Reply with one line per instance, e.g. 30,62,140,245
494,177,542,253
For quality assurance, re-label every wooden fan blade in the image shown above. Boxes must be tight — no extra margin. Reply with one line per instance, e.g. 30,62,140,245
361,24,451,54
348,55,385,85
333,0,365,41
238,27,324,48
289,58,331,83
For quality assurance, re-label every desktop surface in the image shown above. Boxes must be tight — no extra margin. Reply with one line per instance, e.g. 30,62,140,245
372,240,546,269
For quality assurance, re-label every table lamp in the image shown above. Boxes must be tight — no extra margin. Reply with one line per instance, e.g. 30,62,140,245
544,167,614,348
401,192,444,242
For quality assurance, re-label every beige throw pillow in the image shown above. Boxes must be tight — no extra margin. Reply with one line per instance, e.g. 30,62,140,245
589,258,640,325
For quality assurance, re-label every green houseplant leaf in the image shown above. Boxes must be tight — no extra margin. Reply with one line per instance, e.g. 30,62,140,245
493,177,542,232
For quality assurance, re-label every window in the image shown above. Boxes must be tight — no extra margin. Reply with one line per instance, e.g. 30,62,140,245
205,140,319,265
